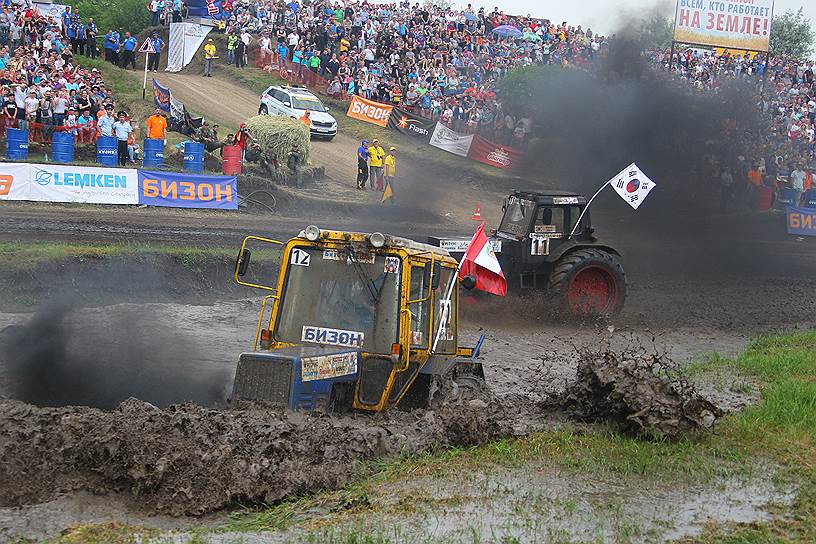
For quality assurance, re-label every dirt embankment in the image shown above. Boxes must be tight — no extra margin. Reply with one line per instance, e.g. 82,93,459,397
0,398,516,516
0,252,241,312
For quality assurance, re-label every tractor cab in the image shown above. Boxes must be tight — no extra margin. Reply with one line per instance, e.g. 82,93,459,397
231,226,482,412
497,191,592,249
432,190,627,318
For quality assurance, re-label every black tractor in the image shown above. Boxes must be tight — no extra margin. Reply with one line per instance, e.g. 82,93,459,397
432,190,627,319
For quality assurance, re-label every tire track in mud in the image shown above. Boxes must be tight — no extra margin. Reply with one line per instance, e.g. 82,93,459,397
0,397,535,516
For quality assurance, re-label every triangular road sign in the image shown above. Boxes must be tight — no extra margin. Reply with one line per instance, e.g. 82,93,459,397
139,39,156,54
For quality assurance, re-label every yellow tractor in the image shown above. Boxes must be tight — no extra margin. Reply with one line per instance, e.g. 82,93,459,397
231,226,485,412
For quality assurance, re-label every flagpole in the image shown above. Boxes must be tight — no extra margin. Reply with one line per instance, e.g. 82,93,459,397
431,257,464,354
568,180,610,239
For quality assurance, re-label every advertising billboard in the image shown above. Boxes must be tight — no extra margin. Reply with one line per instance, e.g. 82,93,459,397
674,0,774,52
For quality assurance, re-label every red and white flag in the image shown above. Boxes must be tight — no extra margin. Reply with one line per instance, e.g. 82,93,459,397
459,223,506,296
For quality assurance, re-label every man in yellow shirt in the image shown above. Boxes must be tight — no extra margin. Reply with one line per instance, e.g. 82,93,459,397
367,138,385,191
146,108,168,141
383,146,396,203
339,37,350,54
203,38,217,77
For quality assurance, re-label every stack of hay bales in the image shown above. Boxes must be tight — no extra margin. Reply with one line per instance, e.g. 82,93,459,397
244,115,310,164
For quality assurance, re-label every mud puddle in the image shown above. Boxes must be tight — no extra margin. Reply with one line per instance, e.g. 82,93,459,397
0,299,765,540
282,464,794,544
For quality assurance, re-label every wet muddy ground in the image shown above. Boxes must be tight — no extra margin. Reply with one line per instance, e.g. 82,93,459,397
0,284,809,542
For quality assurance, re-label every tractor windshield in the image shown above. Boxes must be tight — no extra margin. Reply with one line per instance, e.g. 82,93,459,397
499,196,536,237
274,246,401,354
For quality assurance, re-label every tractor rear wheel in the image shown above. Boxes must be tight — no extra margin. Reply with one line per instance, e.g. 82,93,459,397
548,248,626,319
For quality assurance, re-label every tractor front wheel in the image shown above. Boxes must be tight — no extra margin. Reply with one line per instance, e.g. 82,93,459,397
548,249,627,319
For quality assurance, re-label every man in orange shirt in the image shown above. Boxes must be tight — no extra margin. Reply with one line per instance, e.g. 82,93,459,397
146,108,168,142
747,164,762,188
299,110,311,130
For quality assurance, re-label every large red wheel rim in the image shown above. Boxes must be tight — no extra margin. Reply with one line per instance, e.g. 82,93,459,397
567,265,619,317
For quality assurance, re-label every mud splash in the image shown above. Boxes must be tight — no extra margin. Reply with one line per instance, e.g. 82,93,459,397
0,398,516,516
557,349,722,438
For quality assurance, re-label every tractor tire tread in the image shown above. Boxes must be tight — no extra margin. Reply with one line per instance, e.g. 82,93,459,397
548,248,627,318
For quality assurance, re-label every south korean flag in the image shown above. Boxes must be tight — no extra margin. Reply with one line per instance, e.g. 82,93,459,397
609,163,656,210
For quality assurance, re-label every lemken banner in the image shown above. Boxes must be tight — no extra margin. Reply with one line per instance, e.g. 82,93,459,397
138,170,237,209
786,207,816,237
27,164,139,204
674,0,774,52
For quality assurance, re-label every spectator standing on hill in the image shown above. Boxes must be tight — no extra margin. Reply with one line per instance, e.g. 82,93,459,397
103,30,114,62
203,38,217,76
121,32,138,69
226,33,237,65
149,0,162,27
368,138,385,191
356,139,369,190
235,30,247,68
113,111,132,166
74,19,86,55
53,91,67,126
146,108,167,142
86,18,98,58
147,31,164,72
239,29,251,67
97,105,115,137
172,0,182,23
384,146,397,201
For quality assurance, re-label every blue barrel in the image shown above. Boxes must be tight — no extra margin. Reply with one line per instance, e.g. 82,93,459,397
96,135,118,166
6,128,28,160
51,131,74,163
143,138,165,167
779,187,798,207
804,189,816,209
183,141,205,173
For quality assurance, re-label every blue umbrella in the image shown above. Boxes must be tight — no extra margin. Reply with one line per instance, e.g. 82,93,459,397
464,12,478,21
492,25,522,38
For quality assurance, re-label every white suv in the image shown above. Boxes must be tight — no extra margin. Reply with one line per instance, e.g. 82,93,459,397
259,85,338,141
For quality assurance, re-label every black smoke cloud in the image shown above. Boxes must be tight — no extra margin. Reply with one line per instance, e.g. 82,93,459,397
0,301,230,409
516,38,764,206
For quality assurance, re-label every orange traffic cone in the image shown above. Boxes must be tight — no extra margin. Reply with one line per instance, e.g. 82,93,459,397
471,203,482,221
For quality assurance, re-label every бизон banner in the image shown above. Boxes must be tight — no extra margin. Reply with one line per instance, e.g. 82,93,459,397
28,164,139,204
673,0,774,52
138,170,238,209
346,95,394,127
787,207,816,237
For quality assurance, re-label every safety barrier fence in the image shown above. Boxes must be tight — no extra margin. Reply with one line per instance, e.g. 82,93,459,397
0,118,99,144
0,161,238,210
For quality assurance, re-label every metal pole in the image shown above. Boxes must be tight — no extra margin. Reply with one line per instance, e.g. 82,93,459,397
142,50,148,99
431,258,464,354
568,180,611,239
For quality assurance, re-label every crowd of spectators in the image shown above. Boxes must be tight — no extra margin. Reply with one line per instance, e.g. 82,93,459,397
656,47,815,205
219,0,607,146
0,3,139,147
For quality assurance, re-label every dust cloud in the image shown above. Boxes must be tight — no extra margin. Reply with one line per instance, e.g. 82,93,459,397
0,301,230,409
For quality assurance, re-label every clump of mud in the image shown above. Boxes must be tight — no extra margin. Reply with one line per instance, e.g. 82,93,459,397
0,398,511,516
557,350,722,439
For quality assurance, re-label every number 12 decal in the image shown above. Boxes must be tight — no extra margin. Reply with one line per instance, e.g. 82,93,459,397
290,248,311,267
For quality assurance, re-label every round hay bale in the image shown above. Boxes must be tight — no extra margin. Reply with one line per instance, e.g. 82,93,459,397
244,115,310,165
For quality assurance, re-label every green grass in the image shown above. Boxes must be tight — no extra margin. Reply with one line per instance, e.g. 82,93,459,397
0,240,236,264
